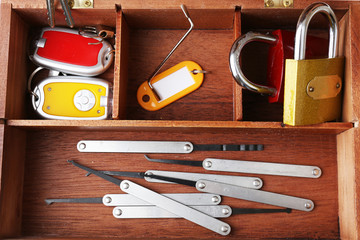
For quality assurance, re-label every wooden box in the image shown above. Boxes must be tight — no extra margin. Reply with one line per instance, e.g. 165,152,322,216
0,1,359,239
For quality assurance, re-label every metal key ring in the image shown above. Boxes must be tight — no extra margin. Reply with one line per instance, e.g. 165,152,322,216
28,66,44,101
229,32,278,96
78,27,103,45
105,49,115,61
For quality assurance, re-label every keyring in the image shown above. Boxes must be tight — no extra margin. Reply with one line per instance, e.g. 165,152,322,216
27,67,44,101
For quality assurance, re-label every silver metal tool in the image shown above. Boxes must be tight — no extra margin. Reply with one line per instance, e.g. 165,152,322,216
46,194,227,218
147,4,194,101
145,174,315,212
196,180,314,212
77,140,263,153
145,155,322,178
143,170,263,189
46,0,75,28
46,195,291,217
102,193,221,206
45,197,102,204
112,205,291,219
46,0,55,28
68,160,231,236
45,193,222,206
112,205,232,219
120,180,231,235
93,169,262,189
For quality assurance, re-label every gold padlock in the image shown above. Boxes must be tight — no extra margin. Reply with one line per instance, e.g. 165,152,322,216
283,2,344,126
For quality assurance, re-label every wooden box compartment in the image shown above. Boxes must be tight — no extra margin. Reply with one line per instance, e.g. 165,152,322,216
0,127,345,239
0,1,359,239
0,3,353,125
120,8,237,121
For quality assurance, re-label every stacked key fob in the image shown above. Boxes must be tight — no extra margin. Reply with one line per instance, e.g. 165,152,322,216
29,27,114,120
32,76,111,120
30,27,114,76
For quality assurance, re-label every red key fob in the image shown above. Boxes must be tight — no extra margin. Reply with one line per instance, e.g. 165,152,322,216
30,27,114,76
267,30,328,103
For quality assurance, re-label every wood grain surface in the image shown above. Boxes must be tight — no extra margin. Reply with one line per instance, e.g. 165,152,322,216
0,4,12,119
337,4,360,240
0,4,30,119
5,120,352,136
233,8,243,121
112,9,128,119
337,129,357,240
18,129,339,239
0,126,26,237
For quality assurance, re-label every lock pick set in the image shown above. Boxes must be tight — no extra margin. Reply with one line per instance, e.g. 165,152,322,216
26,1,345,237
47,141,320,236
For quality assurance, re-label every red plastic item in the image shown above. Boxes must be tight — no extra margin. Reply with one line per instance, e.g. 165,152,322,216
37,30,103,67
267,30,329,103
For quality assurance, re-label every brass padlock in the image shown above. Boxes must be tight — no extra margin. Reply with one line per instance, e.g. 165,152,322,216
283,2,344,126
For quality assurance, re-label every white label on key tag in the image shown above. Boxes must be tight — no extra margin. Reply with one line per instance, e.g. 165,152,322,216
153,66,195,102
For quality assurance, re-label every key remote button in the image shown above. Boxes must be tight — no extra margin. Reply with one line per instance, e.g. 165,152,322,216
74,89,96,111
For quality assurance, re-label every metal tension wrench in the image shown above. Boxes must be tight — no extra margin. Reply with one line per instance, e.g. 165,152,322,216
68,160,231,236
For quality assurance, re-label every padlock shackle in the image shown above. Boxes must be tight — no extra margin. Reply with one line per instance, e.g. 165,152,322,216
229,32,277,96
294,2,338,60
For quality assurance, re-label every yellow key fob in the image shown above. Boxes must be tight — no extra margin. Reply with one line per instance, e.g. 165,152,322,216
137,61,204,111
32,76,111,120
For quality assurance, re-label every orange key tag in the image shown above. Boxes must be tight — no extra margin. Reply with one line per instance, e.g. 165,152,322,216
137,61,204,111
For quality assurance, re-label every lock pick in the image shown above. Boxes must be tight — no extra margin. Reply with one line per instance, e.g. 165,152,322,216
144,155,322,178
45,195,291,217
65,161,290,220
86,169,263,189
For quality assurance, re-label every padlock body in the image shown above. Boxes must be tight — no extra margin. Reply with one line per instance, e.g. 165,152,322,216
31,27,114,76
267,30,329,103
283,57,344,126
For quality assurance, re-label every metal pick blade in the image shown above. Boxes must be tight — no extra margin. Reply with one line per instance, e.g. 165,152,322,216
144,155,203,167
68,160,122,186
45,197,103,205
144,173,197,187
